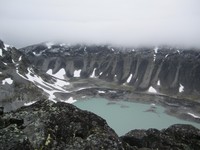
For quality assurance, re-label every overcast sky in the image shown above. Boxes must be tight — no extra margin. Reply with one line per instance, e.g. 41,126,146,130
0,0,200,48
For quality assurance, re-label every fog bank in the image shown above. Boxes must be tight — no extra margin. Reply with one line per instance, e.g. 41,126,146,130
0,0,200,48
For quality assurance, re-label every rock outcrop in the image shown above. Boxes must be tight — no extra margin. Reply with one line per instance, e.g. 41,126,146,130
0,100,123,150
0,100,200,150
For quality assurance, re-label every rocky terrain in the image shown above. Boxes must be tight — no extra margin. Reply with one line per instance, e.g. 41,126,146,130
1,100,200,150
1,40,200,149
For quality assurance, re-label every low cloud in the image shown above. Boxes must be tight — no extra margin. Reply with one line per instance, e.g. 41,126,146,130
0,0,200,48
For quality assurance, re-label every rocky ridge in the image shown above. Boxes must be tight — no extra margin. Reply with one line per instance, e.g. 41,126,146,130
0,100,200,150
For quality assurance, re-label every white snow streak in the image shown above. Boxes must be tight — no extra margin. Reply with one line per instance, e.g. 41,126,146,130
18,56,22,61
187,112,200,119
90,68,97,78
127,74,132,83
165,54,169,58
24,101,36,106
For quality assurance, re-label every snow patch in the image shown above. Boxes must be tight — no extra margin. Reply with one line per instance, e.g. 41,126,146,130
98,91,105,94
90,68,97,78
127,74,132,83
0,72,2,74
165,54,169,58
18,56,22,61
3,62,7,65
61,97,77,104
177,50,180,54
111,48,114,51
187,112,200,119
154,47,158,54
179,84,184,93
2,78,13,85
157,80,160,86
74,69,81,77
148,86,157,93
0,48,2,56
46,42,54,49
132,49,135,52
33,50,45,56
47,68,66,80
4,44,10,50
151,103,156,107
24,101,36,106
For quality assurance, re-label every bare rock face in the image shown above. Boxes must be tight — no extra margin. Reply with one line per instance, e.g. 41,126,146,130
0,100,123,150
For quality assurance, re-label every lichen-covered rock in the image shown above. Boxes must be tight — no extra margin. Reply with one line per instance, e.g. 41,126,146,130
0,100,123,150
121,124,200,150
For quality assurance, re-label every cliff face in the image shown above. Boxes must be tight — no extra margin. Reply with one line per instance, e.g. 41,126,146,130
20,43,200,97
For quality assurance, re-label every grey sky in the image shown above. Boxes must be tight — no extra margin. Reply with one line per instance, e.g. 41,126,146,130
0,0,200,48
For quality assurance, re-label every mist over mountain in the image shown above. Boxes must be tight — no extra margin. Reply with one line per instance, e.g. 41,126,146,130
0,0,200,48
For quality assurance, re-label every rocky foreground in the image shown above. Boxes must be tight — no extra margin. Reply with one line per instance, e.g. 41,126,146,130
0,100,200,150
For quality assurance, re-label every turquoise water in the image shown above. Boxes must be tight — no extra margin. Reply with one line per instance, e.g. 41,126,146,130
74,98,200,136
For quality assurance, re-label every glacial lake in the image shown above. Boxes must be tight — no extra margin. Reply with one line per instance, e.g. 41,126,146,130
74,98,200,136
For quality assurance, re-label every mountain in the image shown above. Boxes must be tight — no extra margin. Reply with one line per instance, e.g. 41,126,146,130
1,40,200,109
1,40,200,149
19,42,200,96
